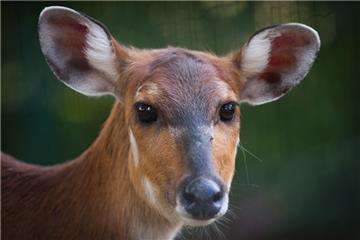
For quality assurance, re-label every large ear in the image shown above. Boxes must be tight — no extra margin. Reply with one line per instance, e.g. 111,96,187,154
232,23,320,105
38,6,125,96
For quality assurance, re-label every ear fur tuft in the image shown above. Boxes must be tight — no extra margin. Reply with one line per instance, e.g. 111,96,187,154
39,6,120,96
237,23,320,105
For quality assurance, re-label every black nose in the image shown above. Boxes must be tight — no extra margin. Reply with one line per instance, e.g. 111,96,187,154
180,178,225,220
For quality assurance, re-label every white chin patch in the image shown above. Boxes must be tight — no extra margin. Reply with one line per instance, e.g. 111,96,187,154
182,217,216,227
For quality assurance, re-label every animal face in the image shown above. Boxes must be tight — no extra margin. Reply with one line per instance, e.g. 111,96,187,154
124,49,240,225
38,6,320,226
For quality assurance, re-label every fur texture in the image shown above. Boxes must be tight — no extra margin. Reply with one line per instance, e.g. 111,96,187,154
1,6,320,240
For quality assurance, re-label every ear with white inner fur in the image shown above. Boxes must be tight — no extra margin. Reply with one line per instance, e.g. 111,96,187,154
233,23,320,105
38,6,124,96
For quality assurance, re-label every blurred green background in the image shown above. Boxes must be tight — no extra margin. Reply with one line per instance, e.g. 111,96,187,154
2,2,359,240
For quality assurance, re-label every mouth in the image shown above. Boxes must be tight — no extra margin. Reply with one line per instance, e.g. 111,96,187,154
179,216,217,226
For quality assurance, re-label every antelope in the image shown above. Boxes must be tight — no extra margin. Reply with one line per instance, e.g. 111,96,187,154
1,6,320,240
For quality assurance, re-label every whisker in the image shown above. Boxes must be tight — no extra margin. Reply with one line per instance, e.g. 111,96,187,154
218,214,233,226
239,143,263,163
211,221,226,240
228,203,243,213
230,182,260,188
239,143,250,184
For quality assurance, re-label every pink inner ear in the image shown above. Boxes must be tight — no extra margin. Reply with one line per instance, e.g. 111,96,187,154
262,31,310,83
48,14,89,34
47,14,90,69
66,20,88,34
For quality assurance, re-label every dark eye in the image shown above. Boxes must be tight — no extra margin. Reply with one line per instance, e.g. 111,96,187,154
135,102,157,123
219,102,237,122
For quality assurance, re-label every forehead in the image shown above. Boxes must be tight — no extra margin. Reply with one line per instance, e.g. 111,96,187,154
134,49,237,119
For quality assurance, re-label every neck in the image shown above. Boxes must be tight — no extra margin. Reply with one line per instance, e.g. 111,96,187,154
63,102,181,239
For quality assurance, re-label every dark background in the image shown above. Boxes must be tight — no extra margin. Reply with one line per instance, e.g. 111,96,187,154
2,2,359,240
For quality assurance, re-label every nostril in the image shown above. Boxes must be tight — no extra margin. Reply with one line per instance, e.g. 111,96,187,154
183,192,195,204
212,191,224,203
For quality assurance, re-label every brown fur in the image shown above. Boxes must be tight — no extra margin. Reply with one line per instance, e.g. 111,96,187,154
1,46,242,240
2,10,320,238
2,104,177,240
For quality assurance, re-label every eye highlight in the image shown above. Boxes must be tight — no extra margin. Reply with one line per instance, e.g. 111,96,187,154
219,102,237,122
135,102,157,123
